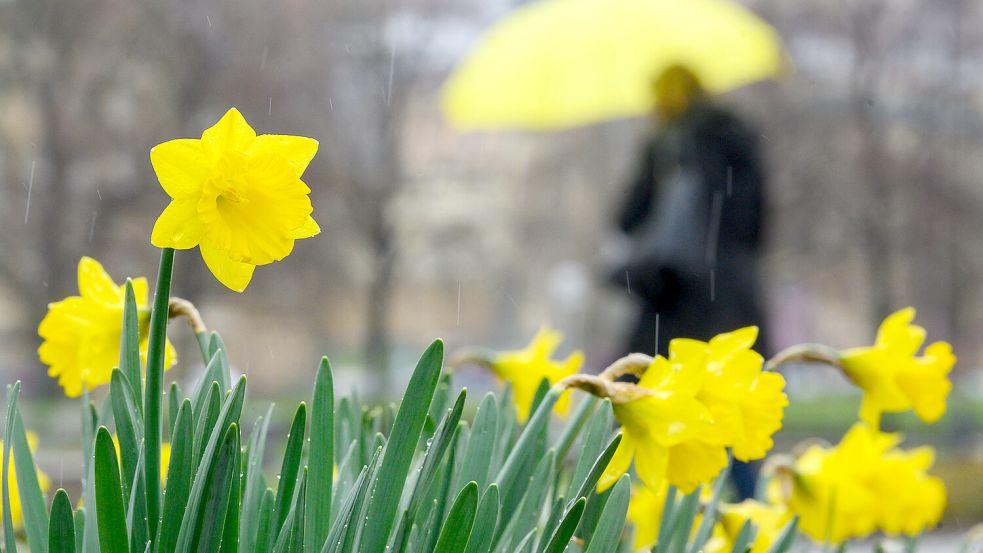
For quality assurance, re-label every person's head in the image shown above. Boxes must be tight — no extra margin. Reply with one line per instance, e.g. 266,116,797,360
652,65,705,121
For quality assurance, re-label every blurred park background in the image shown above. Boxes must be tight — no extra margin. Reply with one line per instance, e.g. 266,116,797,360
2,0,983,530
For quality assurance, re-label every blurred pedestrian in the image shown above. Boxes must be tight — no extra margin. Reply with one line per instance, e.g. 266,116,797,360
612,65,769,499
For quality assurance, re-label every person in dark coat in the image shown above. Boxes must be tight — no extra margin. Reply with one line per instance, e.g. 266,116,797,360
613,65,769,499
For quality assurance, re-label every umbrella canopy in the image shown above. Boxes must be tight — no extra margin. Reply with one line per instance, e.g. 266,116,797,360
442,0,787,130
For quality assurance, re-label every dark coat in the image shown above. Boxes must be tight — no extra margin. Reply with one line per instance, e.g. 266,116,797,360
615,102,769,357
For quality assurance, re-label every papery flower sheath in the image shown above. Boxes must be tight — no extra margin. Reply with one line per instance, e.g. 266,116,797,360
491,326,584,422
840,307,955,426
150,108,320,292
38,257,176,397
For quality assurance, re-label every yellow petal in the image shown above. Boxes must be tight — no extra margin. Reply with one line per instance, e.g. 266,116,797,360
667,338,708,367
875,307,925,356
291,216,321,239
633,433,670,491
616,393,710,447
78,257,122,305
628,483,667,549
151,200,203,249
150,138,208,200
708,326,759,357
598,431,635,492
666,439,728,493
251,135,319,178
897,341,954,424
202,108,257,155
200,242,256,292
732,372,787,461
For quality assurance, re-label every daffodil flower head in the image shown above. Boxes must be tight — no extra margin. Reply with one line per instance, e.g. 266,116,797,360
38,257,176,397
840,307,955,426
695,327,789,461
719,500,792,553
150,108,320,292
599,348,719,494
0,433,51,528
491,326,583,422
785,423,945,544
599,329,786,495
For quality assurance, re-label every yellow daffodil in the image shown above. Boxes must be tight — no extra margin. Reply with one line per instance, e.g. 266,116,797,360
868,442,946,537
491,326,584,422
719,500,792,553
150,108,320,292
785,423,945,544
38,257,176,398
628,483,728,552
0,434,51,528
840,307,955,426
693,327,788,461
598,330,785,494
599,350,717,493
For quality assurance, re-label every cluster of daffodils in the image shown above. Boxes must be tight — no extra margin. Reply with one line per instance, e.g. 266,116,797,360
0,107,959,553
591,327,786,494
38,108,318,399
484,307,954,551
12,109,320,531
741,307,954,548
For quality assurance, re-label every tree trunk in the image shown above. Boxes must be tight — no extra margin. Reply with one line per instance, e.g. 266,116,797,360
363,206,396,381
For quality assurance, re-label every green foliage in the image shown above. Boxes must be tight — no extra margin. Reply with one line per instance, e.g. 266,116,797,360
0,252,816,553
47,489,75,553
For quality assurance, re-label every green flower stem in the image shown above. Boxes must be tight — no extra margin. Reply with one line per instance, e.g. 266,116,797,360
144,247,175,540
167,297,210,361
195,332,210,361
445,348,496,373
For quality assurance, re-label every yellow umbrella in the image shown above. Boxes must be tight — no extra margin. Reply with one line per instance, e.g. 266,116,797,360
442,0,787,130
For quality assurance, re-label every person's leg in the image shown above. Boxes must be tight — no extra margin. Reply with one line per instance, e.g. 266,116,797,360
730,458,759,501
